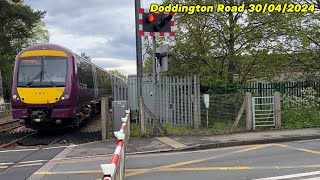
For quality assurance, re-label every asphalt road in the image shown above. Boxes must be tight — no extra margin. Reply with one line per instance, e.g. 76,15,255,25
1,139,320,180
124,139,320,180
0,146,66,180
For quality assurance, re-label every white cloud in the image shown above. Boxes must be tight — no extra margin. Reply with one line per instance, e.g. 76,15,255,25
48,28,108,54
23,0,163,76
92,58,136,76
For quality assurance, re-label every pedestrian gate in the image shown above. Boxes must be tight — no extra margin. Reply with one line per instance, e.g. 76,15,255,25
252,96,275,130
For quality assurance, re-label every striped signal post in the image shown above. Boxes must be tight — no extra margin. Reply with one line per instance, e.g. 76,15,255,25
139,9,175,132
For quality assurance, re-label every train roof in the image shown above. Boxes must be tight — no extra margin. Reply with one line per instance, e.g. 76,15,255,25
17,43,126,81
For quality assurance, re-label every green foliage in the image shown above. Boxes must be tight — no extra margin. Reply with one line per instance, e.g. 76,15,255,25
282,108,320,128
0,0,48,100
154,0,320,86
282,87,320,128
108,69,127,80
81,52,91,61
282,87,320,108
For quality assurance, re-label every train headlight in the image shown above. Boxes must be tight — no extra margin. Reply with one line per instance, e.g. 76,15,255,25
12,94,20,101
61,94,70,100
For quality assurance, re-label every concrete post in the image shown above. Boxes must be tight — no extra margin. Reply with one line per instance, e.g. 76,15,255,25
274,92,281,129
139,96,146,136
245,92,253,130
101,97,107,141
193,95,199,129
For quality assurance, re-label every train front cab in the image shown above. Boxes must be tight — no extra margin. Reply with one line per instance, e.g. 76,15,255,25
11,48,76,129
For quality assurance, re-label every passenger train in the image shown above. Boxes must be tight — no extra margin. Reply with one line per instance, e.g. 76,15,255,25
11,43,117,130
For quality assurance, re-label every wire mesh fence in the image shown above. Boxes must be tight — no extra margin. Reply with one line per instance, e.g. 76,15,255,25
0,103,11,118
199,92,246,132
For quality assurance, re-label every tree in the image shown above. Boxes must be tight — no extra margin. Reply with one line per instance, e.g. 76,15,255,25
109,69,127,80
0,0,47,100
81,52,91,61
162,0,317,85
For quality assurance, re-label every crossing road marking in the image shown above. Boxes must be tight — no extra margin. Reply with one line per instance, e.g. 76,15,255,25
29,143,320,178
13,163,43,168
155,137,187,149
252,170,320,180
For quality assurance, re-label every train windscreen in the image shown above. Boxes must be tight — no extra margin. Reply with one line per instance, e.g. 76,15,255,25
18,56,67,87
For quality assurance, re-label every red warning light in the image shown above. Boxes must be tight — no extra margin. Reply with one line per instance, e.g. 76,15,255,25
148,13,157,22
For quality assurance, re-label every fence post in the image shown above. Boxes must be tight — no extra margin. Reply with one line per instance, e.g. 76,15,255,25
0,69,3,103
139,96,146,136
274,92,281,129
101,97,107,141
193,95,199,129
245,92,253,130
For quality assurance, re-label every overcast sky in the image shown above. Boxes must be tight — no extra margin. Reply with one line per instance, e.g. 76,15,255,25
24,0,161,76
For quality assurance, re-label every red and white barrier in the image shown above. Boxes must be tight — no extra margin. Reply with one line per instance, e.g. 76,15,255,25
101,109,130,180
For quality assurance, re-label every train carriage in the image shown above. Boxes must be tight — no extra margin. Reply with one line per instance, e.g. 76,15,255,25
11,43,115,130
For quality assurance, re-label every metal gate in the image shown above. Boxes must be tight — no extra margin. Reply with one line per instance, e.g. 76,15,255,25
252,96,275,130
127,75,201,126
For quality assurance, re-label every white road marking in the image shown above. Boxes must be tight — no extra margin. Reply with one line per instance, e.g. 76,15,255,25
27,144,75,180
301,177,320,180
253,170,320,180
18,160,48,164
43,145,77,150
0,148,38,153
0,162,14,165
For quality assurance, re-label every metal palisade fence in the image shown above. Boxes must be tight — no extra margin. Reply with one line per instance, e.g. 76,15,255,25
112,77,128,101
241,80,320,97
128,75,201,127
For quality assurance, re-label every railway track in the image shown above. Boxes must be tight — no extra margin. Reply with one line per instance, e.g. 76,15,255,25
0,130,73,148
0,113,102,149
0,120,22,133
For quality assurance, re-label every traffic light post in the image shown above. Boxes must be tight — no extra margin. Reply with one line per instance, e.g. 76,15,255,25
139,9,174,133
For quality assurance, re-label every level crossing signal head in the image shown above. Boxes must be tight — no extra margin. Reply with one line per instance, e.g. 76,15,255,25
142,12,173,32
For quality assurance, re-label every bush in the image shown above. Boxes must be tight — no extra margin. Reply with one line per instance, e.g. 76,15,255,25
282,87,320,128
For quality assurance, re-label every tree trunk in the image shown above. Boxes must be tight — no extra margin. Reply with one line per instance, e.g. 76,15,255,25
0,69,3,98
227,10,236,83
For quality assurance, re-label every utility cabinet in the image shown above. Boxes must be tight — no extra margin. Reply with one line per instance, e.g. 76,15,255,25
112,101,128,132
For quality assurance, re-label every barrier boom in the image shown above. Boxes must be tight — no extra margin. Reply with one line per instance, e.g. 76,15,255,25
101,109,130,180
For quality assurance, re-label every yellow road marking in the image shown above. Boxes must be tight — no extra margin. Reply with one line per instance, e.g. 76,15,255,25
157,144,271,170
32,143,320,177
0,166,8,169
35,164,320,176
157,159,206,169
291,148,320,155
156,137,187,149
14,163,43,168
50,145,252,165
125,169,152,177
235,144,273,153
273,143,320,155
35,170,103,175
159,167,251,171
